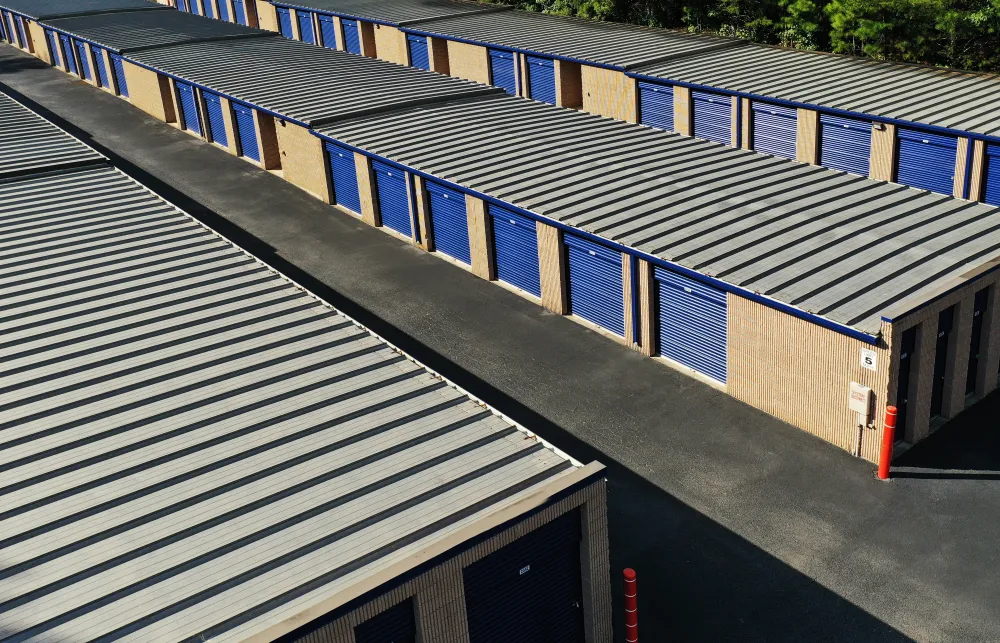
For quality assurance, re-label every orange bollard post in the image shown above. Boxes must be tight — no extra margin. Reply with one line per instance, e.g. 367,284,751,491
878,406,898,480
624,568,638,643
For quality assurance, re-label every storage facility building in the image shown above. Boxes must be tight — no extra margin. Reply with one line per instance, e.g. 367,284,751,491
0,89,611,643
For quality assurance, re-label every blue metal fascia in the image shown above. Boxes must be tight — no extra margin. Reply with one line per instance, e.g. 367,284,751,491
310,129,881,345
37,24,114,51
120,56,311,127
270,2,397,27
625,72,1000,146
880,260,1000,326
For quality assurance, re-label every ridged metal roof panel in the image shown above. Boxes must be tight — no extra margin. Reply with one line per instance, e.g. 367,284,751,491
0,0,166,20
633,44,1000,136
0,92,105,178
0,164,579,642
404,8,743,69
128,37,503,125
274,0,502,25
45,9,278,53
317,95,1000,334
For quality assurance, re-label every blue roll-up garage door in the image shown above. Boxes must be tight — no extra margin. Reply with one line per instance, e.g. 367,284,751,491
490,205,540,297
984,144,1000,206
216,0,229,21
318,14,336,48
74,40,92,81
897,128,957,195
693,90,731,145
233,102,259,161
326,142,361,213
202,0,215,19
92,46,111,89
297,10,315,44
373,160,411,236
204,92,228,147
407,34,430,70
176,0,189,12
752,102,797,159
276,7,293,38
639,81,673,132
819,113,871,176
13,12,26,47
565,235,624,336
233,0,248,24
175,82,202,135
489,49,516,95
342,19,361,54
526,55,556,105
464,510,584,643
44,29,60,66
3,12,18,47
654,267,727,384
59,35,77,75
110,54,128,97
426,180,470,263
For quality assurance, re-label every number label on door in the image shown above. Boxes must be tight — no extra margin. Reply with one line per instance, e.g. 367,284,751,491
519,565,530,576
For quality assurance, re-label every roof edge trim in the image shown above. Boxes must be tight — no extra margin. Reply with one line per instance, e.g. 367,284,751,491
881,254,1000,324
307,86,505,127
119,31,280,54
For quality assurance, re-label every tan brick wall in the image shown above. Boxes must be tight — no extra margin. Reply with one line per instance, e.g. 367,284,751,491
637,259,655,357
360,21,377,58
728,295,893,461
954,137,970,198
555,59,583,110
373,24,408,65
254,0,278,31
27,21,48,63
355,153,379,226
466,195,495,280
581,66,636,123
291,480,611,643
219,96,238,154
255,111,281,170
969,139,987,202
413,176,433,251
429,37,451,75
673,86,692,136
447,40,490,85
796,108,819,165
869,122,896,181
122,62,176,123
538,222,568,314
517,53,529,98
740,98,751,149
276,121,331,202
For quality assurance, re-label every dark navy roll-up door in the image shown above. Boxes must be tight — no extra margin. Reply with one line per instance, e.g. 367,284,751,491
204,92,228,147
488,49,516,95
373,161,411,236
526,55,556,105
233,103,259,161
639,81,673,132
693,90,731,145
110,54,128,97
342,19,361,54
93,46,110,88
44,29,60,66
752,102,797,159
326,142,361,213
176,0,189,12
819,113,871,176
426,180,470,263
897,128,957,195
355,599,416,643
276,7,294,38
565,235,624,336
74,40,92,80
654,267,727,383
407,34,430,70
176,82,201,135
60,35,78,75
464,510,584,643
490,205,540,297
984,144,1000,206
297,11,315,44
233,0,248,24
318,14,336,48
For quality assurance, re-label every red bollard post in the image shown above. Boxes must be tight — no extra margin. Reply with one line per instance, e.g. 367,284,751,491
624,568,638,643
877,406,898,480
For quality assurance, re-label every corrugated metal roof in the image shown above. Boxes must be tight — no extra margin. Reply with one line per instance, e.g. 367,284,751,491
46,8,278,53
0,0,167,20
128,37,503,125
404,9,743,70
0,164,580,642
317,95,1000,334
272,0,503,26
632,45,1000,137
0,92,105,178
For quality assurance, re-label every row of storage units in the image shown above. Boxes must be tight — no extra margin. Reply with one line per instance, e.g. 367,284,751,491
0,90,611,643
175,0,252,25
15,2,1000,459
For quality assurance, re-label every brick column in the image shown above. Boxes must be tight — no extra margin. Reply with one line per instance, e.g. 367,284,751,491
637,259,655,357
99,49,115,94
517,53,530,99
796,108,819,165
979,284,1000,395
730,96,740,147
969,139,987,202
254,111,282,170
910,319,936,443
219,96,239,155
360,21,377,58
413,176,433,251
166,78,183,130
580,483,613,643
555,59,583,110
84,43,101,87
355,153,380,227
943,297,974,417
623,254,636,347
954,137,971,198
537,222,568,314
428,37,450,75
466,195,495,280
869,122,896,182
673,86,692,136
254,0,278,31
740,98,751,149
